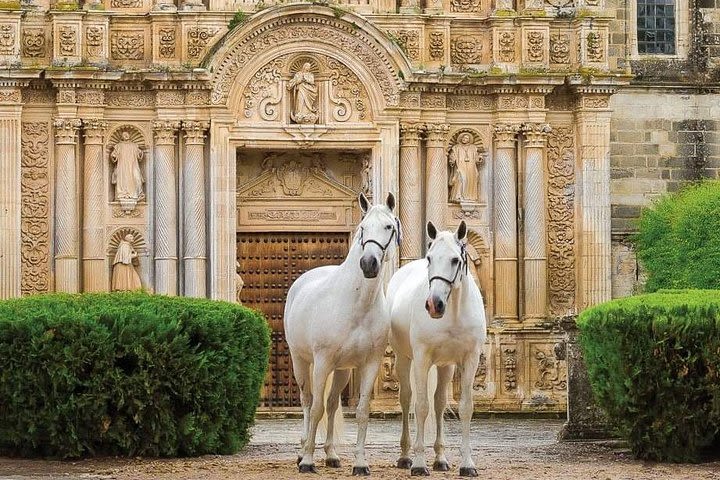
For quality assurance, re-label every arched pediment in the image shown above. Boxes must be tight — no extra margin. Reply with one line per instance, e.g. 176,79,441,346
205,4,411,112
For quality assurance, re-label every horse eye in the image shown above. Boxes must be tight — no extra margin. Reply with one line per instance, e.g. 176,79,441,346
451,257,459,265
385,225,393,230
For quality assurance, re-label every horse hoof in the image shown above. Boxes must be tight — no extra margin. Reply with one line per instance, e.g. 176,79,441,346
410,467,430,476
352,466,371,476
326,458,341,468
432,461,450,471
459,467,478,477
298,464,316,473
396,457,412,469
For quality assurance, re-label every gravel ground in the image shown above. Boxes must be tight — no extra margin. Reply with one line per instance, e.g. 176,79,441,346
1,418,719,480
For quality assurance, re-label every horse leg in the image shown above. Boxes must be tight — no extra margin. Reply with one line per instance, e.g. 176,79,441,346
395,354,413,469
432,365,454,472
458,355,480,477
298,359,332,473
292,357,312,466
325,368,350,468
410,355,431,476
352,360,381,476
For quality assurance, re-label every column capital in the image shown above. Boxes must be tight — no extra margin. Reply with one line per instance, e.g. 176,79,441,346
424,123,449,146
82,119,108,144
182,120,209,144
53,118,82,144
493,124,520,148
400,122,422,146
154,120,181,145
521,123,551,148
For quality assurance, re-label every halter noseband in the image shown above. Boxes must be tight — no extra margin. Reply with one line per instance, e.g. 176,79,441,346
428,242,468,288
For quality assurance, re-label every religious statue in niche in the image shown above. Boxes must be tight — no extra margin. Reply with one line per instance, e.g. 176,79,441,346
360,155,372,197
111,130,145,212
287,62,319,124
111,234,142,291
448,131,485,204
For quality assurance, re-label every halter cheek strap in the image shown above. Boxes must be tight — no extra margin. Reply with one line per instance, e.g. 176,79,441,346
358,220,400,262
428,243,468,288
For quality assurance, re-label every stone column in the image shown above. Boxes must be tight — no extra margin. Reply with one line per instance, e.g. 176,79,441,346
575,96,612,308
521,123,551,321
153,121,181,296
493,124,520,324
424,123,450,233
81,119,108,292
0,94,22,299
54,118,82,293
399,122,423,265
181,120,208,298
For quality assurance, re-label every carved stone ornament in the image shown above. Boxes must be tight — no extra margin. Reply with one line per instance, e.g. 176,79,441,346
451,35,481,65
498,31,515,62
473,352,487,390
534,347,567,391
111,0,142,6
546,126,576,317
77,90,104,105
451,0,481,11
106,91,155,107
582,96,609,109
59,25,77,57
448,95,493,111
0,24,15,55
187,27,218,59
586,31,604,62
109,228,146,292
0,89,21,103
22,29,45,58
287,60,319,124
111,32,144,60
504,348,517,390
108,126,146,212
387,29,420,62
21,122,51,295
210,16,401,108
157,90,185,106
429,31,444,60
448,129,486,204
381,345,399,392
327,57,369,122
550,33,570,64
244,57,283,121
85,26,104,58
526,31,544,63
158,27,176,58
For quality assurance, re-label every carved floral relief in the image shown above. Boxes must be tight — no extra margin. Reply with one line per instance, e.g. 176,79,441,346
451,35,482,64
0,24,15,55
498,31,515,62
187,27,219,60
111,32,144,60
526,31,545,63
158,27,176,58
85,26,104,58
586,31,604,62
550,33,570,64
387,29,420,62
22,28,45,58
59,25,78,57
428,31,444,60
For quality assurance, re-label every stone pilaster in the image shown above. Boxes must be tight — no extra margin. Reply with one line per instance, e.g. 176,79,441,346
182,120,208,298
82,119,108,292
54,118,82,293
521,123,551,321
575,95,612,309
399,122,422,265
493,124,520,324
424,123,449,233
153,120,181,296
0,90,22,299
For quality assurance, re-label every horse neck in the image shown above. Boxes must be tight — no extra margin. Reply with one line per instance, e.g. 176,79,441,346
447,273,473,320
337,238,385,303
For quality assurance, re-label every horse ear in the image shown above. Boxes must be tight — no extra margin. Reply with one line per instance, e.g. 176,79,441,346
385,192,396,212
456,221,467,242
358,192,370,214
427,221,437,240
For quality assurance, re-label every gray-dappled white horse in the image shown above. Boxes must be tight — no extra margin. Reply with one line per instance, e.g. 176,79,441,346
388,221,487,477
284,192,401,476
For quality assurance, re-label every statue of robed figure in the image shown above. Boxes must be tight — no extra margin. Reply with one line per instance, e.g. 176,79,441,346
111,131,145,209
287,63,319,124
111,234,142,291
448,132,484,203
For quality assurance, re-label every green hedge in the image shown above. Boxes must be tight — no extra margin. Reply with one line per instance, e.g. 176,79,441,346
578,290,720,462
635,181,720,292
0,292,270,458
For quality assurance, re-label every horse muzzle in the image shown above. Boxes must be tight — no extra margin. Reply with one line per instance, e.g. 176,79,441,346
360,255,380,278
425,297,445,319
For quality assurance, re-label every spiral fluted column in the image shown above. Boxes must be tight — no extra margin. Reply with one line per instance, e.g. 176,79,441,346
493,124,520,323
154,121,181,296
424,123,450,233
82,119,108,292
54,118,82,293
521,123,551,321
399,123,422,264
182,121,208,298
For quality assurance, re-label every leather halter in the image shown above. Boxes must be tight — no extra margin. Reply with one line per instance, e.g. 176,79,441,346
428,242,468,288
358,217,401,261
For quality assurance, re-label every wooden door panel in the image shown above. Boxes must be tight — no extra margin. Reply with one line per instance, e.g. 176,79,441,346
237,232,349,408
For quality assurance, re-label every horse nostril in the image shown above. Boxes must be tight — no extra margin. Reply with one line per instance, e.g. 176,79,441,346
425,300,431,311
437,300,445,311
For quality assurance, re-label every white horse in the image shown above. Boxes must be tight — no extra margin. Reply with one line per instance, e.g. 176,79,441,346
284,192,401,475
388,220,486,477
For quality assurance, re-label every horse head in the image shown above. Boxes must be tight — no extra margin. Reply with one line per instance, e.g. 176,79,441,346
356,192,401,279
424,220,468,318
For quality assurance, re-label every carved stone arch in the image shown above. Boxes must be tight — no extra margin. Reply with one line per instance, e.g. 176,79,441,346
108,227,147,255
206,4,410,112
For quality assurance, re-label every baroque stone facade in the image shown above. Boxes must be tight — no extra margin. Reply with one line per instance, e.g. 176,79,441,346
0,0,644,414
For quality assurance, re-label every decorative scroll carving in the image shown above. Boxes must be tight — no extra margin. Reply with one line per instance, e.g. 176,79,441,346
503,348,517,390
550,33,570,64
387,29,420,62
451,35,481,64
107,91,154,107
448,129,486,204
473,352,487,390
111,0,142,6
0,24,15,55
586,31,604,62
429,32,444,60
451,0,481,11
20,122,51,295
582,96,609,109
546,126,576,317
421,93,445,109
499,95,529,110
210,17,402,108
0,89,21,103
157,90,184,106
448,95,493,111
526,31,544,62
23,89,53,104
111,32,144,60
22,29,45,57
77,90,104,105
328,58,369,122
534,347,567,391
498,32,515,62
243,58,284,120
159,27,176,58
187,27,218,59
186,90,209,105
381,345,399,392
59,25,77,56
85,26,104,57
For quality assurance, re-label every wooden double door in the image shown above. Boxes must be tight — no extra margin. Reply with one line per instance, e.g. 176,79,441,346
237,232,350,408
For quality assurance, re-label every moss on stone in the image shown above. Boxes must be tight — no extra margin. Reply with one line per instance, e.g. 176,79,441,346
0,0,20,9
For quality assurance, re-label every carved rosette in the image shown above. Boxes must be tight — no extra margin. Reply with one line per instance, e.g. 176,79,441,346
20,122,51,295
546,126,576,317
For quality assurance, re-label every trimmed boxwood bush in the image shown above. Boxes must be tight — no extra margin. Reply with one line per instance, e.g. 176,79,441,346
635,181,720,292
0,292,270,459
578,290,720,462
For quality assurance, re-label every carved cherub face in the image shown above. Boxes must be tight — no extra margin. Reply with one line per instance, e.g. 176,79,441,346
459,133,472,145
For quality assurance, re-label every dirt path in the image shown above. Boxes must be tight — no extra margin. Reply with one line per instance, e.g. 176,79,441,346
1,418,718,479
